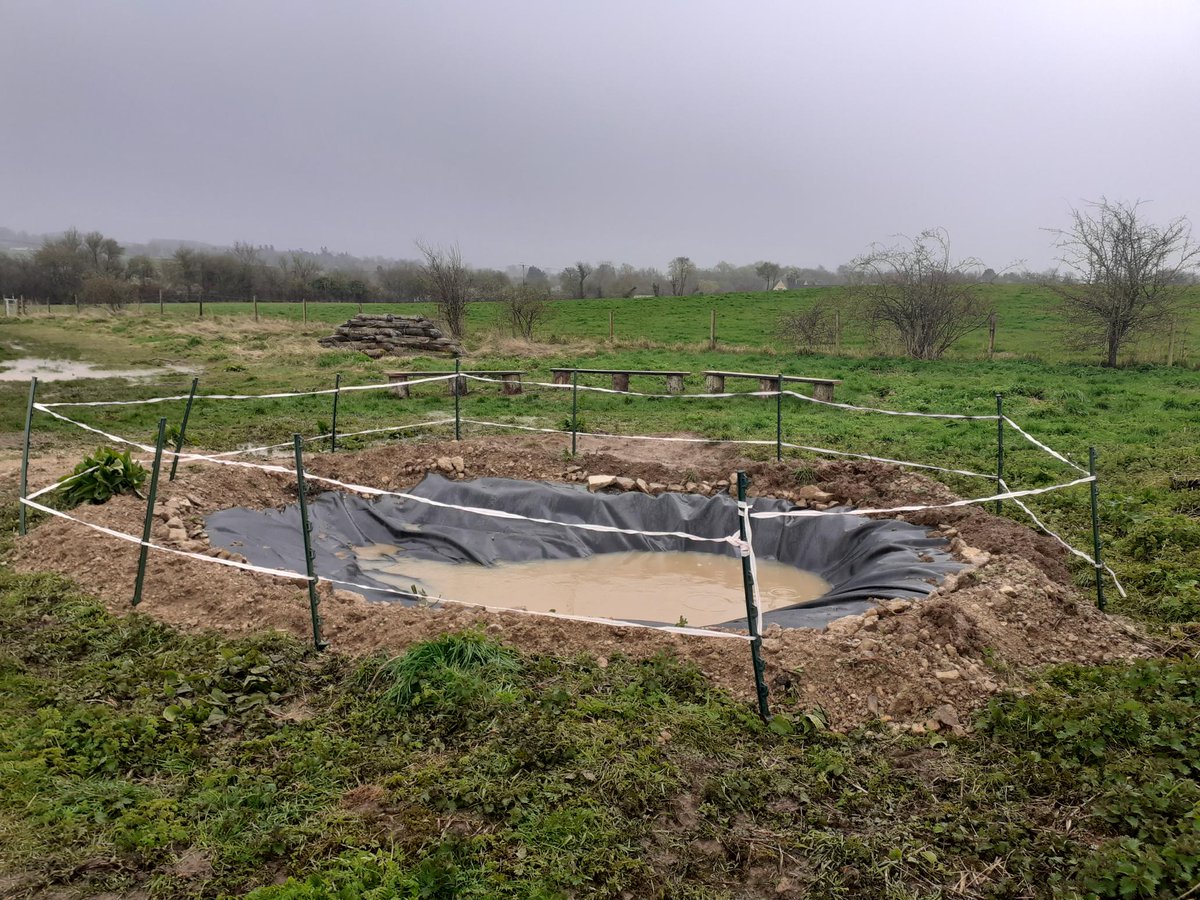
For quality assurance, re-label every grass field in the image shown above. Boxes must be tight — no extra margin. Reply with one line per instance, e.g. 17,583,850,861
3,568,1200,898
14,284,1199,364
2,288,1200,896
3,288,1198,623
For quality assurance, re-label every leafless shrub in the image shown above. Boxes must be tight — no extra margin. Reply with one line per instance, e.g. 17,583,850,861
79,273,133,312
416,241,472,339
503,282,551,340
851,228,992,360
778,302,836,353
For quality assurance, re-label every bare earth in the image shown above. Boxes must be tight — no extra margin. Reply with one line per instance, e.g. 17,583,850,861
7,434,1151,731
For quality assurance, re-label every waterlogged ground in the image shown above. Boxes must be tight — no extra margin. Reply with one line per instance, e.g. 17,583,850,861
0,356,182,382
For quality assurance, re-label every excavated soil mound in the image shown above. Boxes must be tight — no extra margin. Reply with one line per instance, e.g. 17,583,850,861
10,433,1152,730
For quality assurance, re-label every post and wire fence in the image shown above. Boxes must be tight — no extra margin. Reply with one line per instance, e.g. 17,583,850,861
15,367,1122,718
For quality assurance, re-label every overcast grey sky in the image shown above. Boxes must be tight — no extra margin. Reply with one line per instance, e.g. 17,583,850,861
2,1,1197,271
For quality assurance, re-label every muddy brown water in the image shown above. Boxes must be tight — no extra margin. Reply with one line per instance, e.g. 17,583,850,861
350,544,831,627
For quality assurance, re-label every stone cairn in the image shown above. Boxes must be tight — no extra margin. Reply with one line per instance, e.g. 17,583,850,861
318,314,461,358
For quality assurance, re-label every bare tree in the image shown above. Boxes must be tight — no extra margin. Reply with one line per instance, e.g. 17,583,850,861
503,282,551,340
171,247,200,300
571,261,592,299
668,256,695,296
283,251,321,284
851,229,992,360
82,231,123,274
416,240,473,338
755,261,782,289
376,262,426,301
230,241,262,267
1046,199,1200,367
593,261,615,298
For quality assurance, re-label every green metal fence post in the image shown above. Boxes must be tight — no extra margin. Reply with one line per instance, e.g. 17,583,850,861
293,434,328,650
1089,447,1106,612
132,418,168,607
18,377,38,536
995,393,1004,514
775,374,783,462
330,373,341,452
169,377,199,481
736,471,772,722
454,358,461,441
571,369,578,458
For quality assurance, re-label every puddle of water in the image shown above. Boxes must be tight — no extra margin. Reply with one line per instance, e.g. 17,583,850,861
0,357,174,382
351,544,830,627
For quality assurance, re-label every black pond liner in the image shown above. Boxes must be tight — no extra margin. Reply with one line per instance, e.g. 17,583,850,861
206,474,963,630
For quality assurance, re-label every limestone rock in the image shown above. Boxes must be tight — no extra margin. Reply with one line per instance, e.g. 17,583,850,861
796,485,834,503
930,703,960,728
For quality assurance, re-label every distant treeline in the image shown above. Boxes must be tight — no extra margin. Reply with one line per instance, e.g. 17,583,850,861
0,226,1072,307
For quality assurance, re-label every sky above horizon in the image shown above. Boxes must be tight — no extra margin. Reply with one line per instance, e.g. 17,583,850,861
2,1,1198,272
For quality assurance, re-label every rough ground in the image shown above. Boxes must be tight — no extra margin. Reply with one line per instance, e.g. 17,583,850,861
9,433,1151,731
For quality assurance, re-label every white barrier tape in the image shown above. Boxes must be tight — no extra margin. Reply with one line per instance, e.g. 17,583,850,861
20,488,750,643
999,479,1128,598
1002,416,1088,475
33,404,1096,562
460,419,587,437
750,474,1096,519
465,373,774,400
779,390,999,420
39,374,458,408
737,500,764,635
728,537,752,558
26,465,100,501
35,408,744,547
779,441,994,479
461,419,994,479
206,420,456,459
321,576,752,641
36,404,158,452
462,417,777,445
469,373,1002,420
18,496,314,582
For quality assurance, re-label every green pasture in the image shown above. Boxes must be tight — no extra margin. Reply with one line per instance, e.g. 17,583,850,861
2,291,1199,624
13,283,1200,364
2,571,1199,898
3,289,1200,896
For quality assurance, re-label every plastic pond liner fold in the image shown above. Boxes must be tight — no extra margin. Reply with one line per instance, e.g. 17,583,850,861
206,474,963,630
